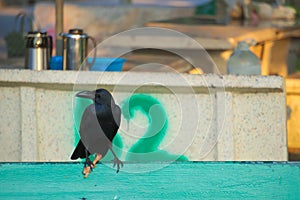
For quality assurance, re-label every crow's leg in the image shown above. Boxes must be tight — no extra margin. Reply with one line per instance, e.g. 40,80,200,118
109,144,123,173
92,153,102,168
82,149,94,178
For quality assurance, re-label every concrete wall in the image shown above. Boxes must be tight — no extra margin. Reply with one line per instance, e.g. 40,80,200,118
0,69,287,161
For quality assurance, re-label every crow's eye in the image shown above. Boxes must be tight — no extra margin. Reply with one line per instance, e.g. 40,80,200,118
96,94,101,99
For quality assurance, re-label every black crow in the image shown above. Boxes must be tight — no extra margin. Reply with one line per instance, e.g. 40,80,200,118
71,89,123,178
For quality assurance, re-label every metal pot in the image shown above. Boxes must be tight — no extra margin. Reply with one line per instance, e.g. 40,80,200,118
25,31,52,70
60,29,96,70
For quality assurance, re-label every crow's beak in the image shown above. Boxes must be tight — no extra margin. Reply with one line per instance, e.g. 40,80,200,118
76,90,95,100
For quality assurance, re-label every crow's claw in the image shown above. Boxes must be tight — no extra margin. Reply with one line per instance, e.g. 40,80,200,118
86,158,95,169
82,158,95,178
112,157,123,173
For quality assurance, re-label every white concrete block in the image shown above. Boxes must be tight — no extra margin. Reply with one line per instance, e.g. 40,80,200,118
20,87,37,161
0,70,287,161
0,87,21,161
35,89,74,161
232,93,287,160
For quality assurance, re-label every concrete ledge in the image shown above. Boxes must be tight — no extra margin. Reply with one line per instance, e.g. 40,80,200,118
0,69,284,91
0,69,287,161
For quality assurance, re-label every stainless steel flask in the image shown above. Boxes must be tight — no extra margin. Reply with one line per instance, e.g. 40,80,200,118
60,29,96,70
25,31,52,70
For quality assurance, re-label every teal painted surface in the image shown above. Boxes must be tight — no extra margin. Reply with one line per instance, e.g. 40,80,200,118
121,94,188,161
0,162,299,199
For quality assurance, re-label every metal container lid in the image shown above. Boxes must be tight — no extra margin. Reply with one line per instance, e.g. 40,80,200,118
25,31,51,48
60,28,88,39
69,29,83,34
26,31,48,37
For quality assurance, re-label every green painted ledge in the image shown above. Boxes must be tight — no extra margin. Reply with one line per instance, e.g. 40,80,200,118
0,162,299,199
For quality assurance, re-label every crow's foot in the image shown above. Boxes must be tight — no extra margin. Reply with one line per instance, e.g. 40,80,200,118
112,157,124,173
82,166,92,178
92,154,102,168
82,158,95,178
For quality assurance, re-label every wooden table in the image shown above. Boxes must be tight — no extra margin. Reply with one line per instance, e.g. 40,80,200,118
104,18,300,75
147,19,300,75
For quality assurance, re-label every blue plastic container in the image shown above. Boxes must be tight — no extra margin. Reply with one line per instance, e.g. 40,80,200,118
88,57,126,71
49,56,63,70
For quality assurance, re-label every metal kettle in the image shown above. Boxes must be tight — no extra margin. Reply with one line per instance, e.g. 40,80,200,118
60,29,96,70
25,31,52,70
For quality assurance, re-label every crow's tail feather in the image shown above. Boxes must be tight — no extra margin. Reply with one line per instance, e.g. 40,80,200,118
70,140,90,160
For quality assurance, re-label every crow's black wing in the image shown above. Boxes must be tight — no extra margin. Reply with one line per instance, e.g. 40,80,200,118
112,104,121,139
95,104,121,142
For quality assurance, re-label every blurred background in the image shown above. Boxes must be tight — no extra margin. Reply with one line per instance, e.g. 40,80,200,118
0,0,300,160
